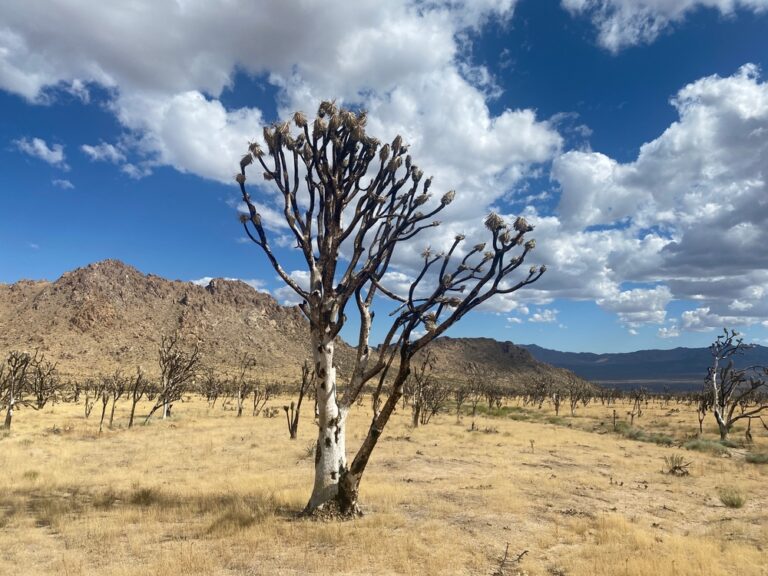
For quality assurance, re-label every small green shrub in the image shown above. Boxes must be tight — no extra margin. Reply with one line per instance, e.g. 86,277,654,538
745,452,768,464
613,423,674,446
718,487,746,509
648,434,674,446
683,439,730,455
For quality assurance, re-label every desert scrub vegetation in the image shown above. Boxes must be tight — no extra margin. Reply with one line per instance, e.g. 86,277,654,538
683,438,733,455
0,395,766,575
718,486,747,508
663,454,692,476
744,451,768,464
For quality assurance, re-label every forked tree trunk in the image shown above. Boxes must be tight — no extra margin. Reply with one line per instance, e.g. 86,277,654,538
304,330,348,514
715,411,730,441
335,365,410,516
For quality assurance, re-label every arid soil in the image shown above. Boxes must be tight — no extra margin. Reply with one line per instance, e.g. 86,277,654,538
0,397,765,576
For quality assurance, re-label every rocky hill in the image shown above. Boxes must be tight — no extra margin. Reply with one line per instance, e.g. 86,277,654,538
423,337,593,389
0,260,584,388
0,260,323,380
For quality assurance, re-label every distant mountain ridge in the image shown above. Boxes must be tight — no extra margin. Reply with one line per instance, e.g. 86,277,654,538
521,343,768,392
0,260,582,388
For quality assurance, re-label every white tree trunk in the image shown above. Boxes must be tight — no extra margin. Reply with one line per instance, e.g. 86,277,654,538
306,330,347,512
709,360,730,440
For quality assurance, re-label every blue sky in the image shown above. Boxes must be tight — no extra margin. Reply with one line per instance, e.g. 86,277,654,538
1,0,768,353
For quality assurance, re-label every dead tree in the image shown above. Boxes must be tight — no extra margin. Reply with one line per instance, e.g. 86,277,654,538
628,387,647,425
454,382,471,423
467,380,485,431
408,351,449,426
285,361,314,439
234,353,257,417
484,382,505,412
144,334,200,424
82,378,100,419
523,376,548,409
97,376,111,434
408,351,433,427
27,356,62,410
106,371,129,429
200,366,223,408
696,389,713,436
238,101,545,516
252,382,276,416
567,378,592,417
707,329,768,440
1,351,35,430
551,390,562,416
127,367,150,428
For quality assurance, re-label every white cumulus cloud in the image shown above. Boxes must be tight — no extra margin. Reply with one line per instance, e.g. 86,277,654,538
81,142,125,163
14,137,68,169
562,0,768,51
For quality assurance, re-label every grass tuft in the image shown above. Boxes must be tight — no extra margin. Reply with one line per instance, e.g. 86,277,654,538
718,486,746,509
129,486,164,507
93,488,119,509
21,470,39,481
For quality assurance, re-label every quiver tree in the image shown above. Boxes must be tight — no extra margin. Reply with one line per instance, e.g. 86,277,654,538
144,334,200,424
238,101,545,516
707,329,768,440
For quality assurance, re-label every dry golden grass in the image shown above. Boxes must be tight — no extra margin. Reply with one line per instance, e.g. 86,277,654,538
0,396,766,575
